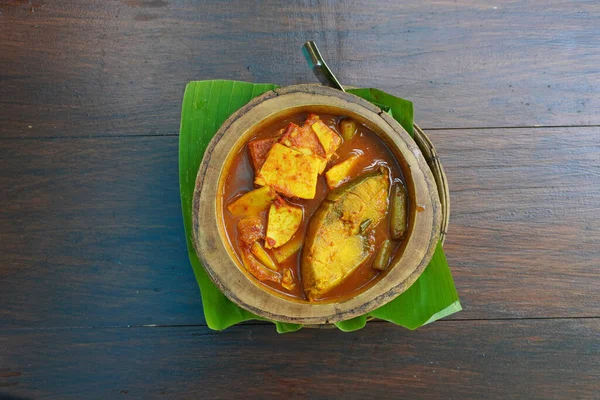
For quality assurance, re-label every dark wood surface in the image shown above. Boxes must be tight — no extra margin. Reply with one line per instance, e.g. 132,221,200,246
2,128,598,328
2,0,600,139
1,1,599,399
1,320,598,399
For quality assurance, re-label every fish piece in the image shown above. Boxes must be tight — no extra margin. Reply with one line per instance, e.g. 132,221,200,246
325,154,361,189
228,186,276,216
327,170,390,226
255,143,321,199
248,137,278,171
265,197,303,248
301,171,390,300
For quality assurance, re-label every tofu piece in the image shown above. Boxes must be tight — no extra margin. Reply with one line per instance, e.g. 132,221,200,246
227,186,276,216
311,120,342,160
248,137,277,171
279,122,326,158
278,122,327,173
265,198,303,248
255,143,321,199
325,154,361,189
304,113,321,126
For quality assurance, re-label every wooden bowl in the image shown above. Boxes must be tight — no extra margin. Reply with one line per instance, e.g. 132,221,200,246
192,84,441,325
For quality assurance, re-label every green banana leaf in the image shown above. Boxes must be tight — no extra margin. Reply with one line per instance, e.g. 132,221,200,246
179,80,460,333
347,88,414,136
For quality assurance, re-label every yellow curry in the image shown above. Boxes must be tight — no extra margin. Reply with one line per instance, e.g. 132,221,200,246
222,113,408,301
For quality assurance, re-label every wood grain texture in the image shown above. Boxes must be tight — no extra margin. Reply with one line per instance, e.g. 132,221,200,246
1,127,598,329
2,1,598,397
1,0,600,138
429,127,600,319
0,319,598,399
0,137,204,328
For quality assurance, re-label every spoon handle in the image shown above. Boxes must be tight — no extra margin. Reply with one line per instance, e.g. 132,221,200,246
302,41,346,92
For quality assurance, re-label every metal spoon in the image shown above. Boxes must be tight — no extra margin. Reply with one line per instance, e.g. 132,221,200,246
302,41,346,92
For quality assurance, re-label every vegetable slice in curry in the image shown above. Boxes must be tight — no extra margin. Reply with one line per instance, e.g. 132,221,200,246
222,113,408,301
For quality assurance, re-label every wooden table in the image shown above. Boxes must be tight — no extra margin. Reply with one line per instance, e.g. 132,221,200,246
1,1,598,398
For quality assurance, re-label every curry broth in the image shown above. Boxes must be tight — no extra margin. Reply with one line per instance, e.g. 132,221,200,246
222,113,406,301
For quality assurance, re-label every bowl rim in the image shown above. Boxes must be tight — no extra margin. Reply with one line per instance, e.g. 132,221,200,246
192,84,441,324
